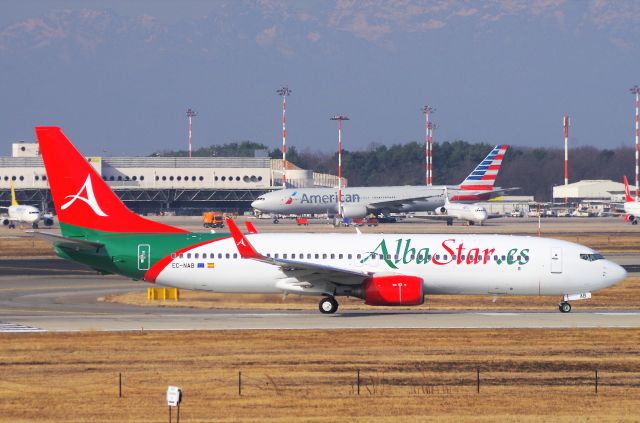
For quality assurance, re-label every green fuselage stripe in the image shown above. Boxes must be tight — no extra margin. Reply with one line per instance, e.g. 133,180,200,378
56,222,230,279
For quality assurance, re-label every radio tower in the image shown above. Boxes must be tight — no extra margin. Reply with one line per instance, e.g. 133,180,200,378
330,115,349,217
422,105,435,186
186,108,197,158
277,86,291,188
631,85,640,200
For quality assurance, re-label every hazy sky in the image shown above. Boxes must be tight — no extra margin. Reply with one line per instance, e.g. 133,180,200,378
2,0,640,156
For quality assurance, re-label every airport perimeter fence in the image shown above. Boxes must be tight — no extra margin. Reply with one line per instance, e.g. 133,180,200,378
3,366,640,400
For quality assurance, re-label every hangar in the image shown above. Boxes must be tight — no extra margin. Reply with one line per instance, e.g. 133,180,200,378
552,180,626,202
0,142,343,214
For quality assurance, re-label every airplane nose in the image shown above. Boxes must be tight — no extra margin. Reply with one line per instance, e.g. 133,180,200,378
251,200,260,209
606,262,627,285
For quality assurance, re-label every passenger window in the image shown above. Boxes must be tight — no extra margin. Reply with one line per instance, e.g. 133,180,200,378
307,253,311,259
283,254,288,259
330,254,335,259
171,253,177,259
218,253,222,259
275,253,279,259
226,253,230,259
179,254,183,259
187,253,191,259
339,254,343,259
348,254,352,259
322,254,327,259
233,253,237,259
291,254,296,259
315,254,319,259
194,253,199,259
357,254,361,259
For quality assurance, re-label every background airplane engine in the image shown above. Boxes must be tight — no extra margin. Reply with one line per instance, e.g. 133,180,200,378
1,218,9,226
363,275,424,306
341,204,369,219
43,217,54,226
435,206,447,215
625,214,636,223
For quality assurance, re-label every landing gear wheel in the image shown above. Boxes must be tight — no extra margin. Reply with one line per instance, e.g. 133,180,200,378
559,302,572,313
273,218,279,224
634,220,638,225
32,223,39,229
8,223,15,229
319,296,339,314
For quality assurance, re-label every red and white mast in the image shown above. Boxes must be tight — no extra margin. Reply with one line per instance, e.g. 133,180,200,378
277,86,291,188
186,108,197,158
631,85,640,200
422,105,435,186
563,116,569,186
331,115,349,217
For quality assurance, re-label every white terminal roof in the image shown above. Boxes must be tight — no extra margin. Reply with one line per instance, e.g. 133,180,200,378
552,180,625,199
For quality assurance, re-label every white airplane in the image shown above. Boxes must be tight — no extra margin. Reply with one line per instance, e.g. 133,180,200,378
622,175,640,225
252,145,516,221
32,127,626,314
1,182,53,229
416,188,489,226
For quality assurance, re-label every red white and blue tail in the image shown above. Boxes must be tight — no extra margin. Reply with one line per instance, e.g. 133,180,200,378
623,176,635,202
459,145,508,191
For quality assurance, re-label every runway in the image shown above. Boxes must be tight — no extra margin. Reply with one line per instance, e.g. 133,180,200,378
1,257,640,331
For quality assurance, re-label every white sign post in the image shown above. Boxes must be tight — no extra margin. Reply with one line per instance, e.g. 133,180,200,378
166,386,182,423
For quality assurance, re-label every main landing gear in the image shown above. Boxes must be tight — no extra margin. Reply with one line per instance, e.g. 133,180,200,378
559,302,572,313
319,296,339,314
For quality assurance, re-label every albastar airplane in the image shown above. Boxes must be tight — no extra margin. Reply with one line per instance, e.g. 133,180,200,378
33,127,626,314
622,175,640,225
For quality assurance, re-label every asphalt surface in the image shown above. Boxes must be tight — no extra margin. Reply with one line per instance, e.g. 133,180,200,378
0,255,639,332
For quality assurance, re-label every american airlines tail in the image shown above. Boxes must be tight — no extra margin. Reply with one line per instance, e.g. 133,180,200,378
35,127,187,238
459,145,507,191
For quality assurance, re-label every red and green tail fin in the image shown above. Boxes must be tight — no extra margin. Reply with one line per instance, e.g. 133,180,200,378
35,127,187,235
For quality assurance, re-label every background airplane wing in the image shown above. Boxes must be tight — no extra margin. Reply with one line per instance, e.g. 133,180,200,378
368,193,444,210
28,231,104,251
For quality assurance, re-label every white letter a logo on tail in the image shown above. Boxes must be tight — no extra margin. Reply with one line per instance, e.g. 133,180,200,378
62,175,109,217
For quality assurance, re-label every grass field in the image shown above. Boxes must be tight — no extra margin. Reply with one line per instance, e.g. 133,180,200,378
1,329,640,422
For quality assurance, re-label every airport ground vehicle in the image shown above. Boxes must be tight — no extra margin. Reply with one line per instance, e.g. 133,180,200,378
32,127,627,315
203,212,225,228
295,217,309,226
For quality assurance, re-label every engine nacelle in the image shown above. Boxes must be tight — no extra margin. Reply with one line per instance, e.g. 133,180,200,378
1,218,9,226
434,206,447,215
363,275,424,306
341,204,368,219
43,218,54,226
625,214,636,223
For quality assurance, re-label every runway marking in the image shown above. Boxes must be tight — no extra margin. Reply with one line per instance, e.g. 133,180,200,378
0,322,46,333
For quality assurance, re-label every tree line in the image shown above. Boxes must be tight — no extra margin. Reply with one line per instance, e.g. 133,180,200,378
156,141,635,201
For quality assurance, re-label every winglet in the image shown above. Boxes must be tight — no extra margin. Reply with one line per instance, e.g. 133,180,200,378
226,218,260,258
624,176,635,202
244,221,258,234
10,181,18,206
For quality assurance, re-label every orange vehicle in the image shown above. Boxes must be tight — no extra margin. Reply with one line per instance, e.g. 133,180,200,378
202,212,225,228
296,217,309,226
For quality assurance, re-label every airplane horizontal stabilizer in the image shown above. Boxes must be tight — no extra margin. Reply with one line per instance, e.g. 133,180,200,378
28,231,104,251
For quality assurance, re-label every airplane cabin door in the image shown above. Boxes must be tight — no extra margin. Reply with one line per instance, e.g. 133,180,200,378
550,247,562,274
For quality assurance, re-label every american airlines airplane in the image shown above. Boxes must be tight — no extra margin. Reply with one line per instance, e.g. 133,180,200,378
32,127,626,314
252,145,514,221
1,182,53,229
622,175,640,224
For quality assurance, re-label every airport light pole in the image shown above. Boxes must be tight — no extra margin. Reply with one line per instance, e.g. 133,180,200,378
330,115,349,218
631,85,640,200
422,105,435,186
563,116,570,204
277,86,291,188
186,108,197,158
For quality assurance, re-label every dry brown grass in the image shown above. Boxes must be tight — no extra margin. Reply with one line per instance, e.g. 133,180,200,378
1,329,639,422
0,237,54,257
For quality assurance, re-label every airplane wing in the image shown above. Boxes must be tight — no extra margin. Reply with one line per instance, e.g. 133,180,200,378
28,231,104,251
226,219,378,286
367,193,444,210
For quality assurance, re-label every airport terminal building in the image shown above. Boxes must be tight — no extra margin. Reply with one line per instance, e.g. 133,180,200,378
0,142,344,214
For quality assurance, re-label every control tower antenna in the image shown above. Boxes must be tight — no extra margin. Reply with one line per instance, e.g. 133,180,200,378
277,86,292,188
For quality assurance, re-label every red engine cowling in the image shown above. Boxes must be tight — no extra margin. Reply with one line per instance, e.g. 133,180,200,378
364,275,424,306
625,214,636,223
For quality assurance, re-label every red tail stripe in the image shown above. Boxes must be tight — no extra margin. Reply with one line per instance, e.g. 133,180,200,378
460,185,493,191
481,174,497,180
492,154,504,160
488,165,501,170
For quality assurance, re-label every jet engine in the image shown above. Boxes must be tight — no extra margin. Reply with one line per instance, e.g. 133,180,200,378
43,217,54,226
625,214,637,224
434,206,447,215
1,218,9,226
341,204,368,219
360,275,424,306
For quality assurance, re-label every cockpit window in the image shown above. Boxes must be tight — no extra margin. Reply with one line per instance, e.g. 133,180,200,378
256,197,265,201
580,253,604,262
